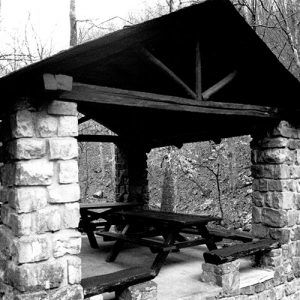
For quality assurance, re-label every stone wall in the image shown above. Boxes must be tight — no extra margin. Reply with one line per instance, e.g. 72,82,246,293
0,100,83,299
115,144,149,205
202,120,300,300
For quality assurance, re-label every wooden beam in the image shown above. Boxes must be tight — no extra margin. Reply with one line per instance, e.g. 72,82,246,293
202,71,237,100
58,82,278,119
77,134,119,143
43,74,73,91
140,48,197,99
195,41,202,100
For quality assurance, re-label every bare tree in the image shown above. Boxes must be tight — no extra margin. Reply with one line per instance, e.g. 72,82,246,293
70,0,77,47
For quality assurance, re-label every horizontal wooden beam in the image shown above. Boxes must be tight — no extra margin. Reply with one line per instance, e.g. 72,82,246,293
58,82,278,118
77,134,119,143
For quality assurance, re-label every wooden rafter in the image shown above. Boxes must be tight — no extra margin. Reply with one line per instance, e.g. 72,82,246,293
58,82,278,119
140,48,197,99
195,41,202,100
202,71,237,100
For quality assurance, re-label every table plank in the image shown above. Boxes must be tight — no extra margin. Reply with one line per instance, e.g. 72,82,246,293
112,210,220,226
80,202,141,210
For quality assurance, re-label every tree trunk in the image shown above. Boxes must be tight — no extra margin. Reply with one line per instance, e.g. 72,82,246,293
69,0,77,47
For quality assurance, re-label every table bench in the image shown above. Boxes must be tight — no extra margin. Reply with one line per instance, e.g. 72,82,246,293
81,267,156,299
203,238,280,265
79,202,141,249
98,210,221,274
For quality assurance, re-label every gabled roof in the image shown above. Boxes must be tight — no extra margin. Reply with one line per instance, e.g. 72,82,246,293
0,0,299,146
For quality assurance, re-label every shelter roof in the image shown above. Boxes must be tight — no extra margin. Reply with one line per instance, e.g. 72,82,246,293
0,0,299,146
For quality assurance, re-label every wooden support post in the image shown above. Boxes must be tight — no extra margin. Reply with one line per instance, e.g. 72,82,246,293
140,48,197,99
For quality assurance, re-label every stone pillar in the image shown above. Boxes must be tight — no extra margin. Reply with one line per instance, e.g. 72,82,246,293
115,143,149,205
0,100,83,299
117,281,157,300
251,120,300,281
201,261,240,294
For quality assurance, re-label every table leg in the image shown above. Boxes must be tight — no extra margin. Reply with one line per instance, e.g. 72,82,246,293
151,230,177,274
197,225,217,251
106,224,130,262
80,211,99,249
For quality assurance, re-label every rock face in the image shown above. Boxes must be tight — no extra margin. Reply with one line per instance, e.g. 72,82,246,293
0,100,83,299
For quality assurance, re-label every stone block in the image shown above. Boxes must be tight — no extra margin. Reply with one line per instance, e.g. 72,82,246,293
9,139,46,160
8,187,48,213
117,281,157,300
269,228,291,244
48,101,77,116
10,111,35,138
48,284,83,300
36,206,62,233
268,179,295,192
252,191,265,207
10,212,36,237
14,291,49,300
66,256,81,284
61,203,80,229
58,160,78,183
252,206,262,223
7,260,64,292
52,229,81,258
0,163,16,187
287,210,299,227
256,149,293,164
261,208,287,227
14,235,51,264
272,120,295,138
256,137,288,149
252,179,268,192
35,113,58,137
15,160,53,186
58,116,78,137
1,204,13,227
48,138,78,160
292,226,300,241
48,183,80,203
252,223,269,239
0,188,10,204
266,192,295,210
292,257,300,278
0,226,14,259
251,165,290,180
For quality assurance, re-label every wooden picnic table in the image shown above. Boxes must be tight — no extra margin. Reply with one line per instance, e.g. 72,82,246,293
97,210,221,274
79,202,142,249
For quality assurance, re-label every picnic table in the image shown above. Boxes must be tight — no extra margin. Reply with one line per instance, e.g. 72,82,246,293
79,202,142,249
97,210,221,274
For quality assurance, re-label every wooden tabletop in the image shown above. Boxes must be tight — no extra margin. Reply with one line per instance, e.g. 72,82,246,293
80,202,141,210
112,210,221,227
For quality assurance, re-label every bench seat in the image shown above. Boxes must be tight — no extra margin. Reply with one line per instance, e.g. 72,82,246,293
203,238,280,265
81,267,156,299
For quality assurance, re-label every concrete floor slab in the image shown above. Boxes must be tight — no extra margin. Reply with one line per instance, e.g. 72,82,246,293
80,235,222,300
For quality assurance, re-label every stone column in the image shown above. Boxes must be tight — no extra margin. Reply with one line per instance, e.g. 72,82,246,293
115,143,149,205
0,100,83,299
251,120,300,281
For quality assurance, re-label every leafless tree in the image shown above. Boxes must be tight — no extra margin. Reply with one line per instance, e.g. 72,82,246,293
70,0,77,46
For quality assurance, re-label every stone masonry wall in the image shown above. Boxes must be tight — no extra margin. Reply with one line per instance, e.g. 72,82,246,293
115,144,149,205
0,100,83,299
203,120,300,300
